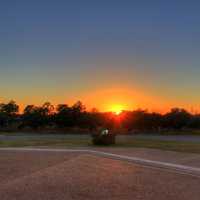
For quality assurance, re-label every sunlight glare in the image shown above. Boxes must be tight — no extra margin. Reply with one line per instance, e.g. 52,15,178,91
110,104,124,115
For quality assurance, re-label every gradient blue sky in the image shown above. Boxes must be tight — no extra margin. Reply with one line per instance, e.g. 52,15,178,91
1,0,200,112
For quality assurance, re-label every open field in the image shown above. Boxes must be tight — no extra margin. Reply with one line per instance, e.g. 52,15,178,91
0,148,200,200
0,133,200,153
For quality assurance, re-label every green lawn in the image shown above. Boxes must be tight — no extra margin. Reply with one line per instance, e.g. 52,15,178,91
0,137,200,154
158,130,200,136
116,139,200,154
0,138,90,147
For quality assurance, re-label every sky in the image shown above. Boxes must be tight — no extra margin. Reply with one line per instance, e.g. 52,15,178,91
1,0,200,113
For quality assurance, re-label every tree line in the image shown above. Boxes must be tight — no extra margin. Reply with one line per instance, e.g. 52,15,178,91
1,100,200,133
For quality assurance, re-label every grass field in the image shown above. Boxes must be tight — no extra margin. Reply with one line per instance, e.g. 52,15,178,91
0,136,200,154
1,130,200,136
117,139,200,154
0,137,90,148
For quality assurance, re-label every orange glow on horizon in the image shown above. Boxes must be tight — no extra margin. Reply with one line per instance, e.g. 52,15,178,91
109,104,124,115
5,86,199,114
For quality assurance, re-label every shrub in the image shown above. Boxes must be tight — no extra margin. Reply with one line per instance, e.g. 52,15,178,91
92,129,116,145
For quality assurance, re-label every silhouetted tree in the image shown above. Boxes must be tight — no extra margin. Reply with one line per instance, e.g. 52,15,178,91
0,100,19,128
21,102,54,129
188,114,200,129
163,108,191,129
0,99,199,133
54,101,88,128
0,100,19,115
72,101,86,113
54,104,71,127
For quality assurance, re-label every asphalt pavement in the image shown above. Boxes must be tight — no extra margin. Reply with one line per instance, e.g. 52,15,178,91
0,149,200,200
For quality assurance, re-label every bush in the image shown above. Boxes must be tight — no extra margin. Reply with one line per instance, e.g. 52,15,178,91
92,129,116,145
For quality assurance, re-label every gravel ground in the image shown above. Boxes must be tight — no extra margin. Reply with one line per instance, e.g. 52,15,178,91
0,152,200,200
0,151,80,185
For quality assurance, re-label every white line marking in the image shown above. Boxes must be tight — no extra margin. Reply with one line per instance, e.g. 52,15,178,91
1,147,200,177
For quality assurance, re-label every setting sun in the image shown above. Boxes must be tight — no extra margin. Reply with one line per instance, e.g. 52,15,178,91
110,104,124,115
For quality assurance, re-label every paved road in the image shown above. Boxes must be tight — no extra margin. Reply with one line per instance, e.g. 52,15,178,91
0,149,200,200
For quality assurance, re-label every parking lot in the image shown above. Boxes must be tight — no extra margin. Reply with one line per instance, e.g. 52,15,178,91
0,148,200,200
